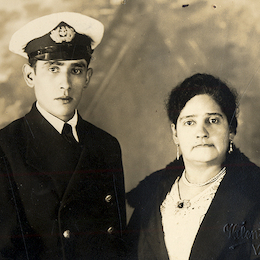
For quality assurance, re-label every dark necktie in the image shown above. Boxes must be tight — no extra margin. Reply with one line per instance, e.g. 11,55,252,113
62,123,78,144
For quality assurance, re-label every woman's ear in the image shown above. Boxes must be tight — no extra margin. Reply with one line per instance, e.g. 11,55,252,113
171,123,179,144
22,64,35,88
84,67,93,89
229,132,235,141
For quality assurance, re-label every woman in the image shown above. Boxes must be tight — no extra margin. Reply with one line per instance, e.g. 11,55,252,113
126,73,260,260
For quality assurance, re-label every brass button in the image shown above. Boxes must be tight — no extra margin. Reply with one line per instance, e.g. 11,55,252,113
63,230,71,239
107,227,114,234
105,194,112,203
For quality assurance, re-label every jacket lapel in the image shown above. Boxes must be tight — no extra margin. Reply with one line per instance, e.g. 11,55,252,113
25,105,86,198
140,154,257,260
60,116,109,206
140,161,184,259
23,105,118,208
190,160,255,260
25,104,66,173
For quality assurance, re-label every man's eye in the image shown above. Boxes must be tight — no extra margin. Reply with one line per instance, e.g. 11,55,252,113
48,67,59,73
72,68,82,74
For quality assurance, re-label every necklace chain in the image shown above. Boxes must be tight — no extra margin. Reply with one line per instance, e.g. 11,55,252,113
183,167,226,187
176,167,226,208
177,178,191,208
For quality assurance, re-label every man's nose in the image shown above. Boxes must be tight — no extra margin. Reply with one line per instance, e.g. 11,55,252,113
59,73,71,90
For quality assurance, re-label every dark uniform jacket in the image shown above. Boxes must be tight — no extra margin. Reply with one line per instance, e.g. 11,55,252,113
0,104,126,260
126,148,260,260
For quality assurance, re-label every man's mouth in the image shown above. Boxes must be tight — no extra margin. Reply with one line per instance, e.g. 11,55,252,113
55,96,73,103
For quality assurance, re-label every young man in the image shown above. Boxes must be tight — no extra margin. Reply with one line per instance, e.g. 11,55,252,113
0,12,126,259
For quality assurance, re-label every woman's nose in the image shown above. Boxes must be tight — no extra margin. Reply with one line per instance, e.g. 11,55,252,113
196,123,209,138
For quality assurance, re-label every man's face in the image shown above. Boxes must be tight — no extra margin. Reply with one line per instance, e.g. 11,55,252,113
23,59,92,121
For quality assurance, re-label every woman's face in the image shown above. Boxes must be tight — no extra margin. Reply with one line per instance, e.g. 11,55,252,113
172,94,233,167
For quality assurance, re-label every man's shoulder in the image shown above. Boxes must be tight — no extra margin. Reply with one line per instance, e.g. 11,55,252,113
79,118,123,164
0,116,25,137
0,105,36,138
0,116,27,156
79,117,119,144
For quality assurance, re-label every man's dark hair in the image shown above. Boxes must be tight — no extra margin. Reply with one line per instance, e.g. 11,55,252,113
28,58,38,73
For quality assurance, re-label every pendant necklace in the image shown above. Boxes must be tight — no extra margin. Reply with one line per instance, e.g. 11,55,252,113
177,178,191,209
176,167,226,208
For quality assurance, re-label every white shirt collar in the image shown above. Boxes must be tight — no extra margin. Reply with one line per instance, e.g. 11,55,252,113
36,102,79,141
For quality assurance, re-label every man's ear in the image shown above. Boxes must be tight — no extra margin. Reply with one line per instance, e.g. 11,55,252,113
171,123,179,144
22,64,35,88
84,68,93,89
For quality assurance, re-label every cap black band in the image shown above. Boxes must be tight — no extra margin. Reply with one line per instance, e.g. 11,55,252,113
28,44,93,61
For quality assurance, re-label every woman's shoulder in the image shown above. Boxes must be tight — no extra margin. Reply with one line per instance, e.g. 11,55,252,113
126,169,165,209
127,159,184,209
225,147,260,173
225,147,260,192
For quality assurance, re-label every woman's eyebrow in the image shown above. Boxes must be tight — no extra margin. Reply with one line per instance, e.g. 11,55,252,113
207,113,224,118
179,113,224,121
179,115,196,121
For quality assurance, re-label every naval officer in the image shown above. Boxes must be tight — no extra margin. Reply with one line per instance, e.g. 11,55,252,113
0,12,126,259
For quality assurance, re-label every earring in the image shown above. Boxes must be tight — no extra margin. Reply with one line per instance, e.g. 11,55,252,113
228,140,233,154
176,144,180,160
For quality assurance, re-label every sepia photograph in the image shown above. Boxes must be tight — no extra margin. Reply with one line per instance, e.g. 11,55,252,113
0,0,260,259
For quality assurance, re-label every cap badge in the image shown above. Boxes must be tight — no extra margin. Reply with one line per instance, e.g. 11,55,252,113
50,25,75,43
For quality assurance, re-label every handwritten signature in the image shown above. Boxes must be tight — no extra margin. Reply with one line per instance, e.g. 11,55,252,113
223,222,260,255
223,222,260,240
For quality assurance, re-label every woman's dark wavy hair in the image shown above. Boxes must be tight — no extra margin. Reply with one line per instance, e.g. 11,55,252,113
166,73,238,134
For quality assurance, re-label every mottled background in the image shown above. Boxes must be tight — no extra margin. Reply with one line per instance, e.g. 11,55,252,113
1,0,260,220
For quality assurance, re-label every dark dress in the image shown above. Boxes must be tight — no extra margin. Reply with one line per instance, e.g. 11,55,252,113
0,104,126,260
126,148,260,260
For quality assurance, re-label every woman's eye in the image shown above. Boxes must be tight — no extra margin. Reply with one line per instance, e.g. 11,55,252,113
184,120,195,126
209,118,219,124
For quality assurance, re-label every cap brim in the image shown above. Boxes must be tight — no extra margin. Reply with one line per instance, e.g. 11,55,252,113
9,12,104,59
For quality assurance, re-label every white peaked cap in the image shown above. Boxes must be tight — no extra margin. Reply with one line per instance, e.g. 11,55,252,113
9,12,104,59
